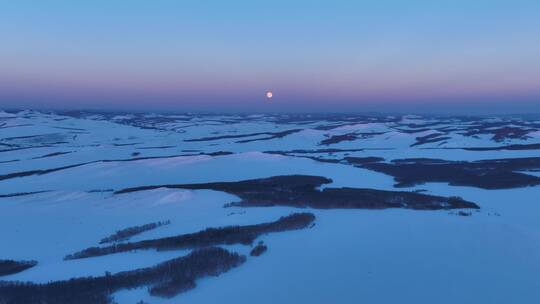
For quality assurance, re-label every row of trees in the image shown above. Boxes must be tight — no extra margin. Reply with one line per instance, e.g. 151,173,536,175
0,260,37,277
0,247,245,304
99,220,170,244
66,213,315,260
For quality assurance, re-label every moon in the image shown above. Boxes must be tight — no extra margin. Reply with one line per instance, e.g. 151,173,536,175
265,90,273,100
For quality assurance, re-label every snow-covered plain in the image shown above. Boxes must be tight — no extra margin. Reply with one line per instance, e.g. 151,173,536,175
1,110,540,303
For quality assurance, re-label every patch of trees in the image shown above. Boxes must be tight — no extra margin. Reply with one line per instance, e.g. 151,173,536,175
205,151,234,156
319,132,387,146
300,156,341,164
0,260,37,277
462,143,540,151
115,175,332,195
136,146,176,150
65,213,315,260
264,151,386,166
265,148,368,154
250,242,268,257
184,129,302,143
115,175,479,210
0,152,233,182
276,113,399,127
320,133,359,145
0,191,49,198
410,133,451,147
343,157,384,165
462,126,533,142
235,129,303,143
356,157,540,189
31,151,72,159
0,247,245,304
184,131,274,142
99,221,171,244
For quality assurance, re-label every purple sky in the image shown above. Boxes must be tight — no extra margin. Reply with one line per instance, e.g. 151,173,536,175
1,1,539,113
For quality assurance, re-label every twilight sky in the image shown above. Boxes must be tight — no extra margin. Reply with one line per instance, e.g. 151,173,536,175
1,0,539,113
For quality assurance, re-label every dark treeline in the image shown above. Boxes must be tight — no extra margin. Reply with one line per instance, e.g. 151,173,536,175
353,157,540,189
250,242,268,257
319,132,387,146
0,152,232,182
184,131,281,142
31,151,73,159
265,148,368,154
461,143,540,151
184,129,302,143
319,133,359,145
66,213,315,260
115,175,479,210
99,221,170,244
0,247,245,304
342,157,384,164
235,129,303,143
396,119,538,142
410,133,451,147
463,126,533,142
0,191,49,198
0,260,37,277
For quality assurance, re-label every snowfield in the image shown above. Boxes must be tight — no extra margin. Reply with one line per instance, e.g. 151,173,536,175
0,110,539,303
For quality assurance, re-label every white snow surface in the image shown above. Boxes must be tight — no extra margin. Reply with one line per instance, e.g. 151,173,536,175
0,110,539,303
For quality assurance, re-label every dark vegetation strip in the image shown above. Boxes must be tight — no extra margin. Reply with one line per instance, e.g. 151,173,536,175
410,133,452,147
112,142,143,146
235,129,303,143
136,146,177,149
278,153,540,190
397,121,445,129
115,175,478,210
99,221,171,244
250,243,268,257
65,213,314,260
0,163,91,181
32,151,73,159
184,131,277,141
315,123,358,131
52,126,86,131
319,132,387,146
419,143,540,151
320,133,359,145
0,124,33,129
1,134,59,141
462,143,540,151
265,148,367,154
343,157,385,164
263,150,393,165
460,126,534,142
392,127,433,134
0,159,19,164
0,152,232,181
0,146,52,153
0,248,245,304
354,157,540,189
184,129,302,143
0,191,50,198
0,260,37,277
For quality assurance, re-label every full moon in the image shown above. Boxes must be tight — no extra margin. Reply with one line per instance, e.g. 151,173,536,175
265,90,273,100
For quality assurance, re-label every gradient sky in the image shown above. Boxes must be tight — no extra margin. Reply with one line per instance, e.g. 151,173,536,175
1,0,539,113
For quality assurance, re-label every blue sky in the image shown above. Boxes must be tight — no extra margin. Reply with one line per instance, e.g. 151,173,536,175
0,0,539,113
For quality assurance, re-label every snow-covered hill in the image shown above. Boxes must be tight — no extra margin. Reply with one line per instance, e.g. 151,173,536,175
1,110,539,303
